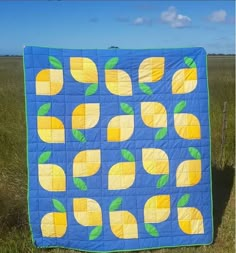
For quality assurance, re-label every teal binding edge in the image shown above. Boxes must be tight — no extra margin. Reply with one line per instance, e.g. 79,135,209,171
23,46,214,252
23,47,36,246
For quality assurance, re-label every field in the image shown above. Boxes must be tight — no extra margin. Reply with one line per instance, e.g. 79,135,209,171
0,56,234,253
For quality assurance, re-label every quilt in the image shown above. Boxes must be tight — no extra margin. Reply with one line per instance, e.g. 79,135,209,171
23,46,213,252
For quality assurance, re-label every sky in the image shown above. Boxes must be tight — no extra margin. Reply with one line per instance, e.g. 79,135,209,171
0,1,235,55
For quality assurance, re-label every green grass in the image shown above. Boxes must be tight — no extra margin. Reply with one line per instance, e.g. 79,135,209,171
0,56,234,253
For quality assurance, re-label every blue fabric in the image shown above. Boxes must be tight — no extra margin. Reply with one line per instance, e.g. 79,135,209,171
24,46,213,252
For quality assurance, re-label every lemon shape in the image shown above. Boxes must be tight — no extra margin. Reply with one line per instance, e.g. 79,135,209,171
142,148,169,175
178,207,204,234
176,160,201,187
107,115,134,142
139,57,165,83
172,68,197,94
72,103,100,129
73,198,102,226
105,69,132,96
109,211,138,239
70,57,98,83
108,162,135,190
73,149,101,177
144,195,170,223
41,212,67,237
174,113,201,139
36,69,63,95
38,164,66,191
141,102,167,128
37,116,65,143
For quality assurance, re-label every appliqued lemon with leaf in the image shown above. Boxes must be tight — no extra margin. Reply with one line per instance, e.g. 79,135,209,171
144,195,170,237
107,103,134,142
176,147,202,187
70,57,98,96
73,198,103,240
41,199,67,238
105,57,133,96
109,197,138,239
37,103,65,143
38,151,66,192
141,102,168,140
172,57,198,94
174,100,201,139
177,194,204,234
73,149,101,191
108,149,135,190
139,57,165,95
142,148,169,188
72,103,100,143
36,56,63,96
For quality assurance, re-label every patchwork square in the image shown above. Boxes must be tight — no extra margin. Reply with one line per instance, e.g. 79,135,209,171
24,46,213,252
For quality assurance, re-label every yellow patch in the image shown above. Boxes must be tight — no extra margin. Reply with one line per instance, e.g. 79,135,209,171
174,113,201,139
70,57,98,83
178,207,204,234
73,150,101,177
141,102,167,128
105,69,132,96
172,68,197,94
107,115,134,142
41,212,67,237
72,103,100,129
38,164,66,192
144,195,170,223
142,148,169,175
73,198,102,226
139,57,165,83
110,211,138,239
108,162,135,190
36,69,63,95
176,160,201,187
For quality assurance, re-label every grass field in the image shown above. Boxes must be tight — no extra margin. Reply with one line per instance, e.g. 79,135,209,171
0,56,234,253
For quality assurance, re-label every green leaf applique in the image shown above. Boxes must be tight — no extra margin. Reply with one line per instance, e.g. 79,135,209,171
52,199,66,212
121,149,135,162
155,127,167,140
145,223,159,237
72,129,86,143
105,57,119,70
120,103,134,115
85,83,98,96
109,197,122,212
156,175,169,189
177,194,190,207
38,151,51,164
184,57,196,68
174,101,186,113
49,56,63,69
89,226,102,240
73,178,88,191
38,103,51,116
139,83,153,95
189,147,201,160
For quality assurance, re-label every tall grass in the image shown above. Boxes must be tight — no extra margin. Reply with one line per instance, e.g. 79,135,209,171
0,56,234,253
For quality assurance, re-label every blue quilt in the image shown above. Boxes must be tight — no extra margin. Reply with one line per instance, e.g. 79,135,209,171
24,46,213,252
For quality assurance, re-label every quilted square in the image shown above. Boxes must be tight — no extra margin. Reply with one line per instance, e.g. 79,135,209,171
24,46,213,252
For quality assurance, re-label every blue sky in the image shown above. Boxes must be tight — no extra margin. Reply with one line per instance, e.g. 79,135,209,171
0,1,235,54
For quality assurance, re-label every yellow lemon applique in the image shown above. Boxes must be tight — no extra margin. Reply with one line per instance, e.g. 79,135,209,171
172,57,197,94
36,56,63,95
37,103,65,143
105,57,133,96
177,194,204,234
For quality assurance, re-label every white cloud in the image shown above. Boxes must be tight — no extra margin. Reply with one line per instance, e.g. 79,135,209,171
133,17,152,26
208,10,227,23
160,6,191,28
